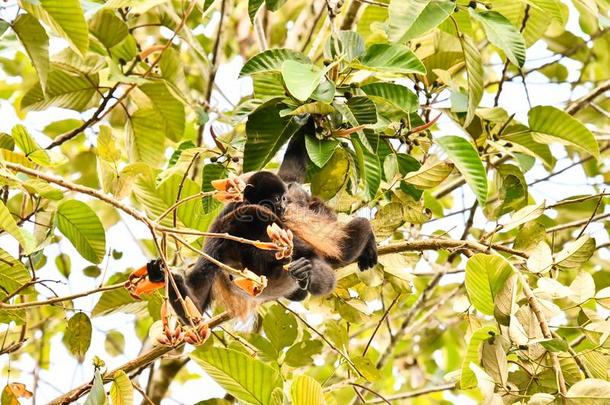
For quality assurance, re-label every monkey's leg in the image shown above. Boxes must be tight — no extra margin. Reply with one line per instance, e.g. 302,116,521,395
337,217,378,271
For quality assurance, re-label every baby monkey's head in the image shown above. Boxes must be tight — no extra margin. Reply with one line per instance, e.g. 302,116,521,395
244,171,287,217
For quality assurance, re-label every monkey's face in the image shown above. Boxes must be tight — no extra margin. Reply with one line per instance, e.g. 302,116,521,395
244,171,288,217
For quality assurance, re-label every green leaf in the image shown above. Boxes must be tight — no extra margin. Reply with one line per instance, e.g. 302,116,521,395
92,276,143,317
386,0,430,42
190,347,283,405
305,136,339,167
201,163,227,213
437,136,487,205
361,82,419,114
248,0,265,22
403,157,453,188
471,11,526,67
244,101,305,171
352,356,382,381
139,81,185,142
347,96,378,125
566,379,610,400
499,201,545,233
253,72,287,100
97,125,121,163
21,67,99,112
127,108,166,165
0,133,15,150
372,202,405,238
89,9,128,49
284,340,323,367
283,102,335,116
12,124,37,155
504,129,555,169
105,331,126,356
12,124,67,167
240,49,309,77
458,35,483,126
133,172,213,230
84,370,106,405
0,248,30,293
55,253,71,278
63,312,92,362
110,370,133,405
13,13,49,90
281,61,324,102
265,0,286,11
358,43,426,75
352,136,381,200
262,304,298,350
465,254,514,315
324,30,365,62
0,200,33,254
554,235,595,270
290,375,326,405
400,0,455,41
461,325,497,389
25,0,89,56
539,338,569,352
311,148,350,199
528,105,600,159
0,20,9,37
56,200,106,264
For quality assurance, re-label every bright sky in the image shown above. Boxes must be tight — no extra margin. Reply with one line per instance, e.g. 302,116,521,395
0,1,608,404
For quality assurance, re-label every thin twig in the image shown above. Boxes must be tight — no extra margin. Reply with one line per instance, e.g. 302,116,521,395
0,283,123,309
367,383,457,403
279,302,363,376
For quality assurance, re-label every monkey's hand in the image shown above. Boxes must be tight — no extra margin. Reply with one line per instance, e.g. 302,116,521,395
287,257,312,290
266,223,293,260
124,259,165,299
212,175,246,203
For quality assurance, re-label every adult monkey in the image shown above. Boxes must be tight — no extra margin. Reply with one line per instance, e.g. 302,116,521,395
279,130,378,274
126,126,377,343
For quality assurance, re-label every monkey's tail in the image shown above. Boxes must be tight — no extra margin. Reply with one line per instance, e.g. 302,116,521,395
278,121,314,183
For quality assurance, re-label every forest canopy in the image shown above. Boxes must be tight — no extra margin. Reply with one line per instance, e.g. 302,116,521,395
0,0,609,403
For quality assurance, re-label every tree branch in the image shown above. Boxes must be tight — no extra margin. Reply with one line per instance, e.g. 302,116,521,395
47,312,232,405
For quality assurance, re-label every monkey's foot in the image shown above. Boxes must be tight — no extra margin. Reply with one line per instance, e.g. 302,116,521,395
287,257,312,290
266,223,293,260
357,238,378,271
124,260,165,299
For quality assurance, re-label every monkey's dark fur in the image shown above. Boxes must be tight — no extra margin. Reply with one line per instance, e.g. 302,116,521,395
148,129,378,319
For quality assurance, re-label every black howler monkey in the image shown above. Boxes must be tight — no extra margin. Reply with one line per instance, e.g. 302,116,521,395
127,126,378,332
